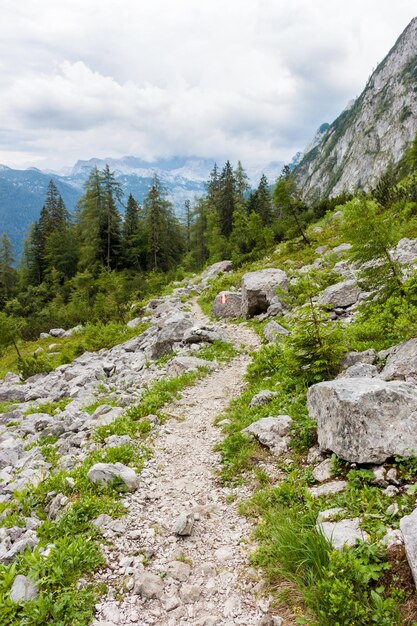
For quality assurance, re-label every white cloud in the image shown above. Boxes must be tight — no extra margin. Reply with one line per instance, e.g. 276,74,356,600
0,0,415,169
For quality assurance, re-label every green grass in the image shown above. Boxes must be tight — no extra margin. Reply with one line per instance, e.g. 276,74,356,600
194,340,239,362
24,398,72,416
0,321,150,380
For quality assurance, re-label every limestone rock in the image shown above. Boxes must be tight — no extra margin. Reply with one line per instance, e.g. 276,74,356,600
400,508,417,587
241,269,288,318
167,356,216,377
392,237,417,265
87,463,139,491
318,280,361,309
312,459,333,483
340,349,378,368
308,377,417,463
249,390,278,408
133,571,164,599
212,291,242,319
166,560,191,581
263,320,290,343
149,313,193,359
201,260,233,280
380,338,417,382
337,363,379,378
317,514,369,550
183,325,228,344
242,415,292,455
309,480,348,499
173,512,195,536
49,328,66,338
9,575,39,603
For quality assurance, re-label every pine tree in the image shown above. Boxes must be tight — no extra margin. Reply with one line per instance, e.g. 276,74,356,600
184,200,193,252
255,174,273,224
77,166,122,271
0,234,16,306
274,166,310,244
123,193,145,270
234,161,249,206
217,161,236,238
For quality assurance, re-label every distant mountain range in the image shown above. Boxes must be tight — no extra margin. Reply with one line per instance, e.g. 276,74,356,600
0,156,284,258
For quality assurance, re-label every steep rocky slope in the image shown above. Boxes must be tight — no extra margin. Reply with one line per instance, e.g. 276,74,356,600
294,17,417,201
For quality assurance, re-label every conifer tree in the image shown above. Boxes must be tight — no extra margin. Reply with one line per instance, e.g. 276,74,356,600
0,234,16,306
234,161,249,206
122,193,145,270
274,166,310,244
217,160,236,238
255,174,273,225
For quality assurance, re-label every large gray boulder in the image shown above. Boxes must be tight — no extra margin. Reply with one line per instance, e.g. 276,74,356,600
167,357,216,377
87,463,139,491
400,508,417,587
201,260,233,280
212,291,242,319
308,377,417,463
183,324,228,344
380,338,417,382
149,313,193,359
318,280,361,309
242,415,292,455
241,269,288,318
392,238,417,266
317,511,369,551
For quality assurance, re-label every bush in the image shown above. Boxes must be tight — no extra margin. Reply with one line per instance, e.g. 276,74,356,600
18,353,54,380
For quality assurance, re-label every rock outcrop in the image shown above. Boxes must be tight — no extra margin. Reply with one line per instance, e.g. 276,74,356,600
294,18,417,201
240,269,288,318
308,377,417,463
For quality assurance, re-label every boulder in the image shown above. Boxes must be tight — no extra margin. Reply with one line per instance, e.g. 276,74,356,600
318,280,361,309
312,459,333,483
149,313,193,359
332,243,352,255
392,238,417,265
49,328,66,338
0,386,26,402
127,317,142,329
242,415,292,455
87,463,139,491
263,321,290,343
201,260,233,280
337,363,379,378
9,575,39,603
380,338,417,382
212,291,242,319
400,508,417,587
134,571,164,599
309,480,348,499
241,269,288,318
308,378,417,463
341,349,377,368
183,325,228,344
317,512,369,550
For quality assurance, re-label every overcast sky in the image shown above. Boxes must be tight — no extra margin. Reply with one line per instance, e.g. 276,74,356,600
0,1,415,171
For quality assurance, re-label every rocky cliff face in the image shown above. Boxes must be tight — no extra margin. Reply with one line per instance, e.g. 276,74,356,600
294,17,417,201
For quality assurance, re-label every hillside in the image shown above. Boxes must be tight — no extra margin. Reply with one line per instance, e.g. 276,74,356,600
294,17,417,201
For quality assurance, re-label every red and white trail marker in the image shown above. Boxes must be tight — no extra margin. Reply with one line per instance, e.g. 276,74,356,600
220,293,228,305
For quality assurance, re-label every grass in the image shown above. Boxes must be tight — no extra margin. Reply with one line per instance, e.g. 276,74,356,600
24,398,72,416
0,321,150,380
194,340,239,362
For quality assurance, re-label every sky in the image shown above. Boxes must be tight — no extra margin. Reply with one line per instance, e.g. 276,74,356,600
0,1,415,171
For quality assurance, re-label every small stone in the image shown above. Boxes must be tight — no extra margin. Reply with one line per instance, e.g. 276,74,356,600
312,459,333,483
249,390,278,408
257,616,284,626
179,583,201,603
9,575,39,602
163,595,181,611
133,571,164,599
383,485,399,497
166,561,191,581
372,466,388,487
387,468,400,485
386,503,399,516
173,512,195,536
309,480,348,499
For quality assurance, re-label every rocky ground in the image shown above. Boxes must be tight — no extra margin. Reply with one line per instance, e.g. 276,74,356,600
93,322,268,626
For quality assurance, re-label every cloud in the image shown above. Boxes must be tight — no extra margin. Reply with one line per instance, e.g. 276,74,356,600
0,0,415,169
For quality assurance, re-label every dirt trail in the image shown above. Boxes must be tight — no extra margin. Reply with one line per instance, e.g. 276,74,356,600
94,304,266,626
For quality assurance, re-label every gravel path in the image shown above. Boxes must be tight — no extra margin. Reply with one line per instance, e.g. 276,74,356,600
94,307,267,626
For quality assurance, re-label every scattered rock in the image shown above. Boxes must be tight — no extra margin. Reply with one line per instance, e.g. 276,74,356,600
173,512,195,536
318,279,361,309
166,560,191,581
201,260,233,280
167,356,216,377
263,320,290,343
400,508,417,587
309,480,348,499
308,377,417,463
337,363,380,378
9,575,39,603
241,269,288,318
242,415,293,455
133,571,164,599
212,291,242,319
249,390,278,408
341,349,377,368
312,459,333,483
380,338,417,382
87,463,139,491
257,616,284,626
317,513,369,550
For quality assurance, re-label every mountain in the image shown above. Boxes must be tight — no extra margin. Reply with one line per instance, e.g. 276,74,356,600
294,17,417,201
0,156,284,259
